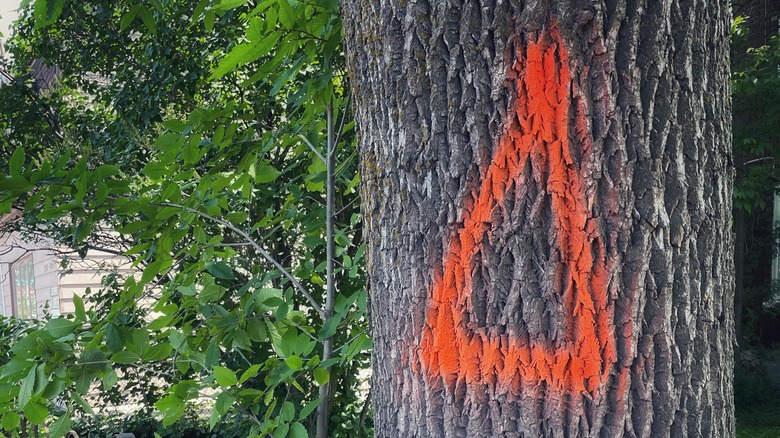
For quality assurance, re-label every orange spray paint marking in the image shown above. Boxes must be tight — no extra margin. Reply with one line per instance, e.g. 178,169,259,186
419,27,616,393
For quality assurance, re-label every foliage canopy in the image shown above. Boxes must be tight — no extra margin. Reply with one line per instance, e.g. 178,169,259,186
0,0,370,436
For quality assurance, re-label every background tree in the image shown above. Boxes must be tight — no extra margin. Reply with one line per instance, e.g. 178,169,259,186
731,4,780,352
728,3,780,433
342,1,734,436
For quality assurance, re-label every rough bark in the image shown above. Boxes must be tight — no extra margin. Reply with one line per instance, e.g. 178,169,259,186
341,1,734,436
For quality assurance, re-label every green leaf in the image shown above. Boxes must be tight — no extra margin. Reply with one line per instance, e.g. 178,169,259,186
273,423,289,438
214,0,247,10
216,391,237,415
280,401,295,422
119,5,138,31
213,366,238,387
162,119,186,132
313,368,329,385
0,384,17,404
277,0,296,28
210,391,236,429
137,5,157,35
91,164,120,181
150,0,164,13
106,324,124,353
33,365,46,396
208,404,221,430
102,369,118,391
169,330,186,350
317,314,342,340
142,161,168,180
23,401,47,424
45,318,79,338
111,351,140,364
254,165,281,183
225,212,249,224
246,318,268,343
176,284,196,297
1,411,20,430
48,413,72,438
0,176,32,193
342,333,372,363
19,366,36,407
298,397,320,420
144,343,173,362
285,355,303,371
210,32,280,80
156,394,186,427
95,181,109,203
70,341,94,365
239,364,261,384
118,221,149,235
247,17,265,42
153,133,184,152
206,261,235,280
9,147,24,176
73,294,86,322
131,328,150,355
205,337,220,367
142,259,164,284
41,377,65,400
33,0,63,28
72,392,94,415
290,422,309,438
204,10,216,31
199,282,224,303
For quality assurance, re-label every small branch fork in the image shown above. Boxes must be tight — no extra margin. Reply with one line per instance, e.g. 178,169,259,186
156,202,325,319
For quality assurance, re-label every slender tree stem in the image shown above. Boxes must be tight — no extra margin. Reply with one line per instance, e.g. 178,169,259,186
316,101,336,438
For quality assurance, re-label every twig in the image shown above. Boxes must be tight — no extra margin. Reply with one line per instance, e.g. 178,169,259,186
156,202,325,318
741,156,774,167
357,388,372,438
332,94,352,151
298,133,326,164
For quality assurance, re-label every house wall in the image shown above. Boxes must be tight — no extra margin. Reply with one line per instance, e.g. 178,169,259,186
0,264,11,316
33,249,59,315
58,250,134,315
0,231,131,318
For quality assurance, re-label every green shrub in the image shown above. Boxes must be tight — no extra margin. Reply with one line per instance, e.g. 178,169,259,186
71,409,253,438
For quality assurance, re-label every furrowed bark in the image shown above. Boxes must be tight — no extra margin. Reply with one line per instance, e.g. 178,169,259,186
342,0,734,436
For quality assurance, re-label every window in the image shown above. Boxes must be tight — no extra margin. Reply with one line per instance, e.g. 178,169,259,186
48,287,60,317
11,256,36,319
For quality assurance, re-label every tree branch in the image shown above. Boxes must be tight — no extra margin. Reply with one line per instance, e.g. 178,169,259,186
156,202,325,319
298,133,326,164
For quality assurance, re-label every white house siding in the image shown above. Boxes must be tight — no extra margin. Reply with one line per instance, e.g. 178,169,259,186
0,230,131,319
0,264,11,316
58,251,134,315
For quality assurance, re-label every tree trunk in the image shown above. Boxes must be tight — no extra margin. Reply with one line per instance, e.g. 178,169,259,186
341,1,734,436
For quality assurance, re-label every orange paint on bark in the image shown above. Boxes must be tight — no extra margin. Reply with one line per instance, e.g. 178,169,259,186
419,27,616,393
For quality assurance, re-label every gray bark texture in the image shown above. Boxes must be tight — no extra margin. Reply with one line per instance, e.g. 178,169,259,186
341,0,734,436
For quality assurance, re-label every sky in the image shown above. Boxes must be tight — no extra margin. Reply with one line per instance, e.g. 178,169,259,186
0,0,22,44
